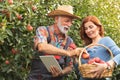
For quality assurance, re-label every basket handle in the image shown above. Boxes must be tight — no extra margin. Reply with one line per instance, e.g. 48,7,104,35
78,44,113,66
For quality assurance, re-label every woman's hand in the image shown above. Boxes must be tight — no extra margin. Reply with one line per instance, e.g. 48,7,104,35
87,62,107,78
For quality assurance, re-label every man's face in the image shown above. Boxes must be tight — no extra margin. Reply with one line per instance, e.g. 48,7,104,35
56,16,73,34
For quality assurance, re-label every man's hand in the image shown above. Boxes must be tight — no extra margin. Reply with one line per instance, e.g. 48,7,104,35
68,48,88,57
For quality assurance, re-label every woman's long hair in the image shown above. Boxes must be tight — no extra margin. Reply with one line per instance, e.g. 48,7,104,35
80,16,104,46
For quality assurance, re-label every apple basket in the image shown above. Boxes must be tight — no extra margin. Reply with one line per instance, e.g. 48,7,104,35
78,44,114,78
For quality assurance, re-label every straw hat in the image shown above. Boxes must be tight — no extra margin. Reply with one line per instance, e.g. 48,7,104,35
47,5,80,19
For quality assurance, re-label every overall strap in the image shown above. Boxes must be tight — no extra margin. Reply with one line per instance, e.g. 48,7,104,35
46,26,51,43
64,36,72,50
62,36,72,67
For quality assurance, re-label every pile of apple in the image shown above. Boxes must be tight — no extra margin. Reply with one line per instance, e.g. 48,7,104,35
81,53,105,64
87,57,105,64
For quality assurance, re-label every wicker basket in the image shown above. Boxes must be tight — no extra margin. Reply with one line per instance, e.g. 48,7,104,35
78,44,114,78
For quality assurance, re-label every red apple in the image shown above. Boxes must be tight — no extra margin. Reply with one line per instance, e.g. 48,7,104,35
2,10,10,18
32,5,37,11
94,57,101,63
27,24,33,31
100,60,105,64
82,53,90,59
5,60,10,64
11,48,17,54
16,13,23,20
8,0,13,4
88,59,95,64
69,43,76,49
0,0,3,2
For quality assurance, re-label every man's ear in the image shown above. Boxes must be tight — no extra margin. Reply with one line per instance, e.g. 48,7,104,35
54,16,59,23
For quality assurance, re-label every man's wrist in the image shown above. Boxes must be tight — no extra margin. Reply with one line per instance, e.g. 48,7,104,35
66,51,70,57
59,71,65,76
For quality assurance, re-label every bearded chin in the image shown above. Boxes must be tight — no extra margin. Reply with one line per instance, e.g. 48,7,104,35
58,26,68,34
57,17,69,34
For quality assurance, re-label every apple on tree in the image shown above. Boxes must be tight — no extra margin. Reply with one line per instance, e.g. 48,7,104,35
5,60,10,64
16,13,23,20
11,48,17,54
26,24,33,31
8,0,13,5
32,5,37,12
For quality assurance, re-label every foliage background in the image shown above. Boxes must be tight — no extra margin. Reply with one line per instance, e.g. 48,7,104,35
0,0,120,80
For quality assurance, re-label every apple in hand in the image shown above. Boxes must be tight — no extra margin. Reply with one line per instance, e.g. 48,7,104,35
82,52,90,59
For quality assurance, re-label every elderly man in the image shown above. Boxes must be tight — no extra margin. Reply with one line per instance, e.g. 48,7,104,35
28,5,81,80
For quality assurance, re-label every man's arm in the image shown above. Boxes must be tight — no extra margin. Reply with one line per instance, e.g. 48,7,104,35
37,42,71,56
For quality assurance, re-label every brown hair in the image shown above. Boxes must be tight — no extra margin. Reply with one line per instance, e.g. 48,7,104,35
80,16,104,45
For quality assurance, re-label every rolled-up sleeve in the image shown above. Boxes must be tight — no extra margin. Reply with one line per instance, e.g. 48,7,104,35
35,26,47,43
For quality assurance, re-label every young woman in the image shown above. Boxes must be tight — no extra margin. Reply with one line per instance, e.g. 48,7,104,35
79,15,120,80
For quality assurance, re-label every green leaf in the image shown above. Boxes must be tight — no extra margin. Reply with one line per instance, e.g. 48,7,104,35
6,29,13,36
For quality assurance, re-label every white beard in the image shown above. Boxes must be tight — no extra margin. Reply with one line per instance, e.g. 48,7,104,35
57,17,69,34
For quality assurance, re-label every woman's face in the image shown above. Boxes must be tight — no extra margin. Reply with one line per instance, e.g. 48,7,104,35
84,21,100,39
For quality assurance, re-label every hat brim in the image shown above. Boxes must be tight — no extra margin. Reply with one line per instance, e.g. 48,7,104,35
47,10,80,19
